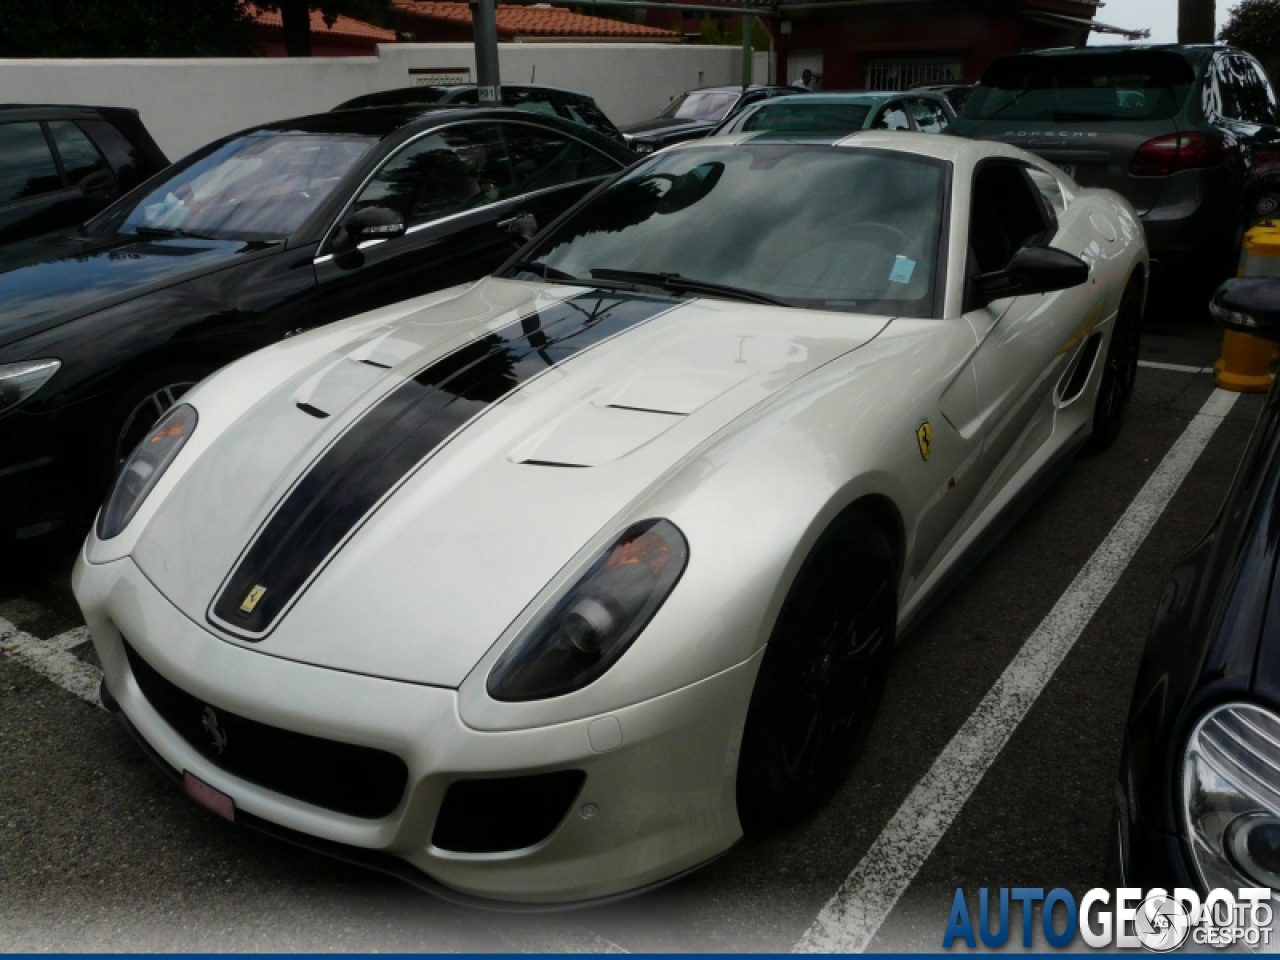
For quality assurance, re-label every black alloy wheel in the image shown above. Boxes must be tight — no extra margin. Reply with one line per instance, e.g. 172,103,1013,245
1087,277,1144,453
737,511,898,827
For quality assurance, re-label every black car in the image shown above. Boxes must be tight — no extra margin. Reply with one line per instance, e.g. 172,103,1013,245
0,105,632,543
619,84,798,155
0,104,167,247
333,84,626,145
1117,277,1280,898
951,45,1280,294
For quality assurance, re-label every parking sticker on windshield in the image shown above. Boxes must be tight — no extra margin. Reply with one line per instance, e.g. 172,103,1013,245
890,256,916,284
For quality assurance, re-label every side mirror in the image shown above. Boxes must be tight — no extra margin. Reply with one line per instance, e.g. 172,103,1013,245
80,170,115,200
1211,277,1280,340
330,206,405,254
975,245,1090,304
498,212,537,241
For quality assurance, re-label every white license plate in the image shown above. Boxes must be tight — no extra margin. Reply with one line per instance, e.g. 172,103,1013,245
184,771,235,821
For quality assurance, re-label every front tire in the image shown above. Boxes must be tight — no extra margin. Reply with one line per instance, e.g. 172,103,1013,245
736,511,898,828
1087,277,1144,453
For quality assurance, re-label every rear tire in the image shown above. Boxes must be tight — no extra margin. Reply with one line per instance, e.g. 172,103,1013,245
736,511,898,828
1086,278,1144,454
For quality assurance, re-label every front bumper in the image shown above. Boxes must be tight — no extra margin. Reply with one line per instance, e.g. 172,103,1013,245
73,551,756,905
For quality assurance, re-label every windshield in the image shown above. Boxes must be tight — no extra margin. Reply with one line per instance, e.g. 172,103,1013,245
516,144,948,317
659,90,741,122
115,132,375,241
728,101,874,135
964,51,1195,123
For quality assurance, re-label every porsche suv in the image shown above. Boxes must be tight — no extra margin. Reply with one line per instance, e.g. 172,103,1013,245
952,45,1280,295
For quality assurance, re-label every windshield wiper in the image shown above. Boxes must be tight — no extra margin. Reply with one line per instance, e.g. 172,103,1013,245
129,226,215,241
506,260,584,283
589,268,792,306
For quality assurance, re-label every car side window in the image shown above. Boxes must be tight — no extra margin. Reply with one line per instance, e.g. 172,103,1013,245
968,161,1054,288
500,123,620,198
0,121,62,204
907,97,949,133
872,102,912,131
47,120,110,186
352,124,512,228
1231,55,1278,124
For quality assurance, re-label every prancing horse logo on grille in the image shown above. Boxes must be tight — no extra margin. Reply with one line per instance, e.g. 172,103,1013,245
201,705,229,754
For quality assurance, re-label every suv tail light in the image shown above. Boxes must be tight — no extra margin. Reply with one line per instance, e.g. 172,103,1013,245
1130,132,1227,176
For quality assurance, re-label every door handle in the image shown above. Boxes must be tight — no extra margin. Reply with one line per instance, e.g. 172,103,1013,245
498,212,537,240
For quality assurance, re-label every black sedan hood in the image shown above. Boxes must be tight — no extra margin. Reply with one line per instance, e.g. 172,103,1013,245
0,232,276,350
620,117,714,139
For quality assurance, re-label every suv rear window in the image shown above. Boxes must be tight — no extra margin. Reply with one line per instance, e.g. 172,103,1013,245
965,51,1195,123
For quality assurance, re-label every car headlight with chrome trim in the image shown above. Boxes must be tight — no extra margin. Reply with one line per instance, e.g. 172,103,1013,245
1183,702,1280,894
487,519,688,701
0,359,61,415
97,403,197,540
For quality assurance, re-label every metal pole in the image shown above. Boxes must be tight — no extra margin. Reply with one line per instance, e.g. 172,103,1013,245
471,0,502,103
741,10,753,90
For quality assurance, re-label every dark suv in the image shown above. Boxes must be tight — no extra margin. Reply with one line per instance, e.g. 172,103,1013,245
0,105,168,247
951,45,1280,294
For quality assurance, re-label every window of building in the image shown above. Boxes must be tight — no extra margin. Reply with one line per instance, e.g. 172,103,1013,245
865,58,963,92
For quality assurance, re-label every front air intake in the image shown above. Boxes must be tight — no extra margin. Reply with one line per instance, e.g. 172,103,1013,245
432,771,586,853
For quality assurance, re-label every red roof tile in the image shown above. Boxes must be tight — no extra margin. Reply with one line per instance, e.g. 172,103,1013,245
248,4,397,43
394,1,680,38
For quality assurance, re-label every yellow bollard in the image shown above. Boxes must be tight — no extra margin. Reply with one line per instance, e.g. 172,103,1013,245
1215,224,1280,392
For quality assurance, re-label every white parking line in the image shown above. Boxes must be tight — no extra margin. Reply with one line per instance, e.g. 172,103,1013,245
794,387,1240,954
0,617,102,708
1138,360,1212,374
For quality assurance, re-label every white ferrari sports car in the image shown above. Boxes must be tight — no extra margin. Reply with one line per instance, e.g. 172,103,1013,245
74,132,1145,906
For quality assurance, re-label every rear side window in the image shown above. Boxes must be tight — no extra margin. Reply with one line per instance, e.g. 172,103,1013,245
872,101,912,131
501,123,619,197
47,120,109,186
0,122,61,204
966,51,1195,123
1208,54,1278,124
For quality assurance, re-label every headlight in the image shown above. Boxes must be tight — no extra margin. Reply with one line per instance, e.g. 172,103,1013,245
97,403,197,540
1183,703,1280,893
0,359,60,414
487,519,688,701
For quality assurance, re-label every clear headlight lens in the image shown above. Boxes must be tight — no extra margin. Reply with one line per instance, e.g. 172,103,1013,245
487,519,688,701
1183,703,1280,895
97,403,197,540
0,359,61,414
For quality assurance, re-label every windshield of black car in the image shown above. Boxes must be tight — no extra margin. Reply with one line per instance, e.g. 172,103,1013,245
115,132,376,241
964,51,1195,122
659,90,741,122
730,101,875,134
516,145,948,317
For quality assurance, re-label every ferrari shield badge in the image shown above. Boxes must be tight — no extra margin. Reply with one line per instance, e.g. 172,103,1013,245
916,421,932,462
239,584,267,614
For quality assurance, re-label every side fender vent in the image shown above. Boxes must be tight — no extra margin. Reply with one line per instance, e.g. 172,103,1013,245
296,402,330,419
1057,331,1103,406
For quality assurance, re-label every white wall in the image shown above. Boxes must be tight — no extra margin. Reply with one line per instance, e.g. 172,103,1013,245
0,44,770,160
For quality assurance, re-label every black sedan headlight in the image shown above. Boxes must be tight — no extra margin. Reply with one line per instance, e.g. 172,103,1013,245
0,359,60,415
487,519,688,701
1184,703,1280,893
97,403,197,540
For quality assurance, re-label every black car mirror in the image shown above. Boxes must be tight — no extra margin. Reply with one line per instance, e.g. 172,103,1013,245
975,245,1089,304
331,206,405,254
80,170,115,200
1212,277,1280,340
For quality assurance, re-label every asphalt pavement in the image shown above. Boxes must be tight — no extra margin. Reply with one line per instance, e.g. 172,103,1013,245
0,324,1266,952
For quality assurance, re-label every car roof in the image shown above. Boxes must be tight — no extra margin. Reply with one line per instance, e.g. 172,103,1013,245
241,104,577,139
687,84,790,94
0,104,121,119
339,82,595,104
687,129,1032,165
1004,43,1226,60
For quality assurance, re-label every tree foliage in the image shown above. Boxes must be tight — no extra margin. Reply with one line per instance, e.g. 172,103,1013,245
0,0,257,57
1220,0,1280,79
698,15,770,52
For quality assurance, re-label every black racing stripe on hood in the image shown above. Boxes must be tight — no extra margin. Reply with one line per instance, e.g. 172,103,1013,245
210,290,676,638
